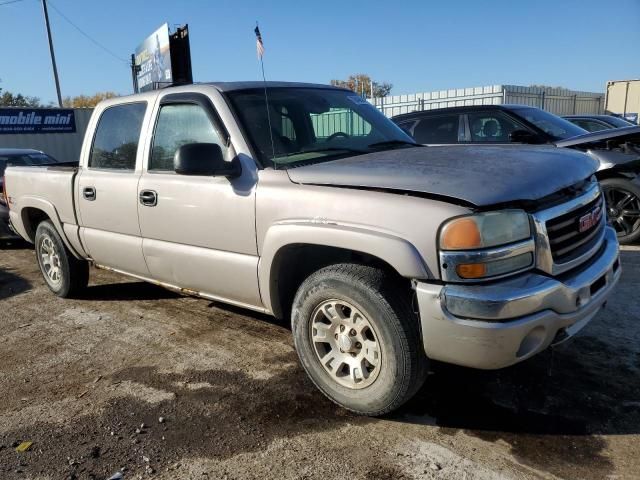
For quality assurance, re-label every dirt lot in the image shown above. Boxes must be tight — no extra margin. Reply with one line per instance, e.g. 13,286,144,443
1,244,639,480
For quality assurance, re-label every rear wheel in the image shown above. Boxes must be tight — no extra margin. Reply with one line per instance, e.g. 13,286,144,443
601,178,640,244
291,263,428,416
35,220,89,297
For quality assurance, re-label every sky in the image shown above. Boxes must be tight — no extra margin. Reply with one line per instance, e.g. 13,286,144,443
1,0,639,104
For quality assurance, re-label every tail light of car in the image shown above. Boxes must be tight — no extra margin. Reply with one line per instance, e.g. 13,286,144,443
1,175,8,208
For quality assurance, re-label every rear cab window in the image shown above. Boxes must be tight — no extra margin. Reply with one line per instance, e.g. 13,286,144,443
89,102,147,170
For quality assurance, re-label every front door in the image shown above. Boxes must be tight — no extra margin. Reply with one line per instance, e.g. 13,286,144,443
137,93,261,309
77,101,150,277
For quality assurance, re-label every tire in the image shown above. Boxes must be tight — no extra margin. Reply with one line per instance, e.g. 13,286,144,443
291,263,428,416
601,178,640,245
35,220,89,298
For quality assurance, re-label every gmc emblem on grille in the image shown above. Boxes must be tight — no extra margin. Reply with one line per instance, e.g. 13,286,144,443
579,205,603,233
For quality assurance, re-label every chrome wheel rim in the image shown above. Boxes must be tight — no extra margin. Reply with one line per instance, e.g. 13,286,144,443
604,187,640,238
310,299,382,389
39,234,63,287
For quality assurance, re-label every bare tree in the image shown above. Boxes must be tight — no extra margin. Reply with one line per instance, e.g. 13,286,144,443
331,74,393,98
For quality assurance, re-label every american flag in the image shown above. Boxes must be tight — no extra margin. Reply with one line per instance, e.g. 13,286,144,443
254,25,265,58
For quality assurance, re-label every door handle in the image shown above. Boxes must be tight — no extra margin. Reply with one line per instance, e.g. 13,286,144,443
139,190,158,207
83,187,96,201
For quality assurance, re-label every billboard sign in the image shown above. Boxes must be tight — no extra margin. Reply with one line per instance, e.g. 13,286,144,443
0,108,76,134
135,23,172,92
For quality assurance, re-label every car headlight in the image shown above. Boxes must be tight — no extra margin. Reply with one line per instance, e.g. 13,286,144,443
439,210,534,281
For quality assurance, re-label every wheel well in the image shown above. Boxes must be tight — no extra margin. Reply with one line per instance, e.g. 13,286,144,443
21,208,50,242
269,244,410,320
596,170,635,182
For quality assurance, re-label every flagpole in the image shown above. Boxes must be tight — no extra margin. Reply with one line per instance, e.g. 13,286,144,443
256,22,277,166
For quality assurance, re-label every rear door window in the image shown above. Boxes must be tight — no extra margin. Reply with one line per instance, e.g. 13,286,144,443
571,119,609,132
412,115,460,144
89,103,147,170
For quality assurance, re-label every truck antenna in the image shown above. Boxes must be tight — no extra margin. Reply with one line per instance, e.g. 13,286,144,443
254,22,277,168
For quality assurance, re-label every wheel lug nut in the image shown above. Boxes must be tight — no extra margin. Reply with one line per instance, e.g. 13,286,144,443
340,325,345,332
355,342,362,348
335,334,339,339
350,329,356,336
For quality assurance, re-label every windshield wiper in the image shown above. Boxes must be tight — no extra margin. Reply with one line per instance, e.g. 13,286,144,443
278,147,368,158
367,140,422,149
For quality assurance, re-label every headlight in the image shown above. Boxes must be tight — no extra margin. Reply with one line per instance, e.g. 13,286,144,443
439,210,534,282
440,210,531,250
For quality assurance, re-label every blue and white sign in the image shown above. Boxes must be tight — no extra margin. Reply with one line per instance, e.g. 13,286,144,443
0,108,77,134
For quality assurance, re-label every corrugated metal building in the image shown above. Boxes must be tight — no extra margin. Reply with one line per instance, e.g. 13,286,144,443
0,108,93,161
605,79,640,124
371,85,604,118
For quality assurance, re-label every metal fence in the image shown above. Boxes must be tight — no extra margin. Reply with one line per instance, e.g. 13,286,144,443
370,84,604,118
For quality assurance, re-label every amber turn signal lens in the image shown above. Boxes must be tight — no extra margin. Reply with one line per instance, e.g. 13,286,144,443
440,217,482,250
456,263,487,279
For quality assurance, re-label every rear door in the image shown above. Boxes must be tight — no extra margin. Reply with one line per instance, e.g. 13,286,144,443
76,101,151,277
136,92,261,309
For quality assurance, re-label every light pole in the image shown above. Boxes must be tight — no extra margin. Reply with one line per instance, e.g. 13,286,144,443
41,0,63,107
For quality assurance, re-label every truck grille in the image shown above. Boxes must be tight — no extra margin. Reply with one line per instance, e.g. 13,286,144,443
546,194,605,264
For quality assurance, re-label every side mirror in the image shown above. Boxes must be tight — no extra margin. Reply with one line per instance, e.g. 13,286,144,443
174,143,241,178
509,129,539,144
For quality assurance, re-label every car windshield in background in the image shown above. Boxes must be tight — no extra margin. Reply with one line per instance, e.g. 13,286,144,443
0,152,59,176
512,107,587,140
606,116,636,128
226,87,417,167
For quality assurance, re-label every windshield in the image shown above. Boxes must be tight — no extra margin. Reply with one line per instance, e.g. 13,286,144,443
513,107,587,140
0,152,59,176
226,87,417,167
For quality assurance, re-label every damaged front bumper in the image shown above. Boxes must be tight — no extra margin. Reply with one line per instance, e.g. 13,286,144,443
415,226,621,370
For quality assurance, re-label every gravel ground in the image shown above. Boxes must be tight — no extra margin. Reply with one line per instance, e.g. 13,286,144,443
1,242,639,480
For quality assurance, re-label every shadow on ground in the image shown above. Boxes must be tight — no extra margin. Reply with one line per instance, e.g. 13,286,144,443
0,364,369,479
0,267,31,300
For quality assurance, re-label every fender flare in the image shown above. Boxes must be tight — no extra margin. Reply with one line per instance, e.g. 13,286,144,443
14,196,83,259
258,222,431,316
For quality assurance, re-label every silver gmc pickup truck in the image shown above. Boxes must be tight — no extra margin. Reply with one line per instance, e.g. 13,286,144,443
3,82,621,415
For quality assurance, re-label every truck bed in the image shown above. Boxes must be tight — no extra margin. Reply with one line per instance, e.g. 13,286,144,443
5,164,79,235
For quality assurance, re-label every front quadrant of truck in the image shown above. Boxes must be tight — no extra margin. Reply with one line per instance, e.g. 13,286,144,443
4,82,620,416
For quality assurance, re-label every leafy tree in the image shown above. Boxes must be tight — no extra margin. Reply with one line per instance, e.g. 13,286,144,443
62,92,119,108
330,74,393,98
0,88,44,107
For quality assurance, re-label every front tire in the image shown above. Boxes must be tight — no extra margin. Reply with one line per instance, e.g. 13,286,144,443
291,263,427,416
601,178,640,244
35,220,89,297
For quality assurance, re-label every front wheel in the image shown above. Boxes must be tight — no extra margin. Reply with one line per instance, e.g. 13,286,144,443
291,263,427,416
601,178,640,244
35,220,89,297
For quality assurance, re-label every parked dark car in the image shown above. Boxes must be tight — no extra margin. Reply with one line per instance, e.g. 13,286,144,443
564,114,635,132
0,148,60,241
392,105,640,244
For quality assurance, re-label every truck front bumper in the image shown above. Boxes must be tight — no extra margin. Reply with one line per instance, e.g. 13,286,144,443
415,226,621,370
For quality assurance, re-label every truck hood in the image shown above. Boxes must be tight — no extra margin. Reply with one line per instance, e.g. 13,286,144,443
286,145,598,207
555,125,640,148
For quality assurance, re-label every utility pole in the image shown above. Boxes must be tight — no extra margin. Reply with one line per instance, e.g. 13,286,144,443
41,0,63,107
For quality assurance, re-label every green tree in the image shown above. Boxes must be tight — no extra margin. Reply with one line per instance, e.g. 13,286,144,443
330,74,393,98
0,88,44,107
